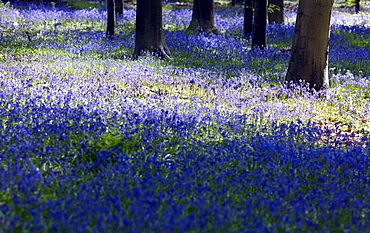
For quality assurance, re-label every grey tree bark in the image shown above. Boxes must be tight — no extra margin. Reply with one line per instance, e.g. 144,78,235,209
187,0,219,34
268,0,284,24
133,0,171,59
285,0,334,91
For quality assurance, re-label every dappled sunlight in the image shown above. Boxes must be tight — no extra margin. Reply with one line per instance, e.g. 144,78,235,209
1,1,370,231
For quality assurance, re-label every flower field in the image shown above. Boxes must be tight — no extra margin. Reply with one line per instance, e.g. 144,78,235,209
1,1,370,232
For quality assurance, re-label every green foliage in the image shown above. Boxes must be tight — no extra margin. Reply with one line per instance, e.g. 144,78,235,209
267,3,282,14
336,0,370,8
342,32,370,47
65,0,104,9
95,130,142,154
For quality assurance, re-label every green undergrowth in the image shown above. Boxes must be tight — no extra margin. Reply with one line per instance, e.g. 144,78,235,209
336,0,370,8
65,0,104,9
333,30,370,48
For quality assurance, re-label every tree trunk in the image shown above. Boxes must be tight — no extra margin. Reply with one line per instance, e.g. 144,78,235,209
252,0,267,49
285,0,333,91
244,0,253,35
355,0,360,13
187,0,219,34
268,0,284,24
133,0,171,59
106,0,115,37
114,0,124,17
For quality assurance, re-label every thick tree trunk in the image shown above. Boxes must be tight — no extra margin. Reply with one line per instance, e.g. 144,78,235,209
133,0,171,59
268,0,284,24
106,0,115,37
187,0,219,34
244,0,253,35
285,0,333,91
252,0,267,49
114,0,124,17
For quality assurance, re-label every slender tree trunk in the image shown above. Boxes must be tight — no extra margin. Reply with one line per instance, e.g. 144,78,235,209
268,0,284,24
106,0,115,37
285,0,334,91
244,0,253,35
252,0,267,49
114,0,124,17
134,0,171,59
355,0,360,13
187,0,219,34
